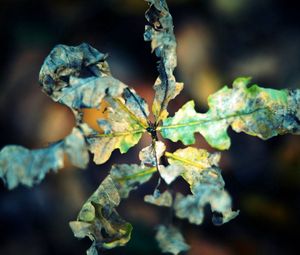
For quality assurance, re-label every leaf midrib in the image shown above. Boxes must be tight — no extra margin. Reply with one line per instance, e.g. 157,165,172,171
165,152,208,169
158,107,268,130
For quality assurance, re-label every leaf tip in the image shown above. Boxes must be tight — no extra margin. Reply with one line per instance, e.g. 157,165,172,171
233,77,252,89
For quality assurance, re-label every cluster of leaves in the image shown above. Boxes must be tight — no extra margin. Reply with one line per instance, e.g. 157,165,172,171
1,0,300,254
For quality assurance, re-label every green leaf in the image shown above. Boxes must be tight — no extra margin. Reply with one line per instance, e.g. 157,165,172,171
155,225,190,255
0,127,89,189
139,141,166,167
160,77,300,149
85,88,149,165
144,190,173,207
110,164,157,199
69,176,132,254
145,0,183,122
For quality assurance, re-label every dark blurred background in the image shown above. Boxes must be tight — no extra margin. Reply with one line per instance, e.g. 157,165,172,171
0,0,300,254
